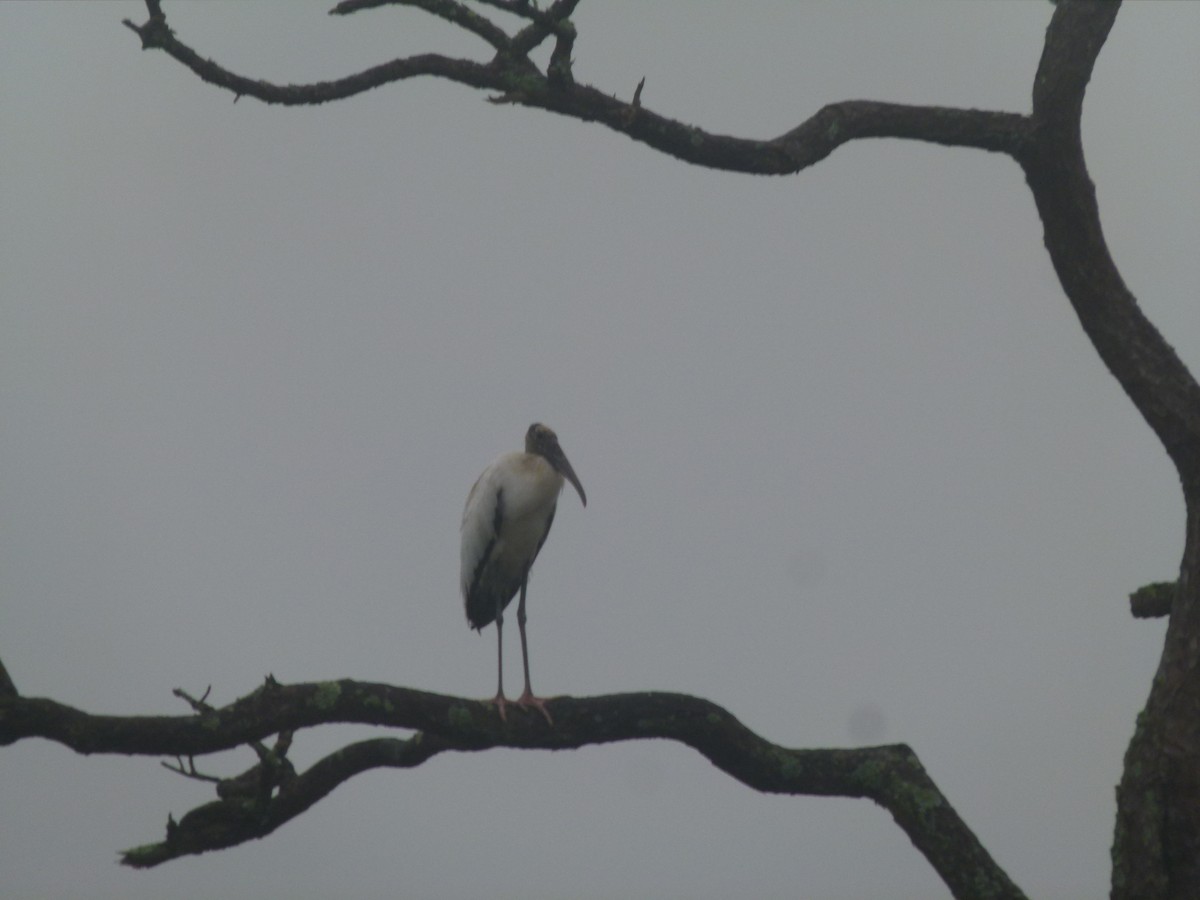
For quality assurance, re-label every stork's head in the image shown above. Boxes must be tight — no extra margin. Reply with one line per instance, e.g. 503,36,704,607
526,423,587,507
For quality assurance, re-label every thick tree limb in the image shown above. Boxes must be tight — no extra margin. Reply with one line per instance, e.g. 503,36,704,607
1020,3,1200,494
1116,502,1200,900
0,675,1024,899
1013,5,1200,898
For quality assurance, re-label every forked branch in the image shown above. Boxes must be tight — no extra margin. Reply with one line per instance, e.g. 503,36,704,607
0,674,1024,899
122,1,1031,171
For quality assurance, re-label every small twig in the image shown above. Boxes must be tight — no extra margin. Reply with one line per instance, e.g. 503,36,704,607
121,0,170,50
617,77,645,128
172,686,214,714
215,732,296,801
161,755,221,784
168,682,293,785
171,683,294,786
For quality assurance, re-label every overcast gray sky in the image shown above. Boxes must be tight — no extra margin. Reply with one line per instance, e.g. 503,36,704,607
2,2,1198,898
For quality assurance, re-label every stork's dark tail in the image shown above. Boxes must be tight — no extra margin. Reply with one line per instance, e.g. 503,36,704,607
465,587,515,631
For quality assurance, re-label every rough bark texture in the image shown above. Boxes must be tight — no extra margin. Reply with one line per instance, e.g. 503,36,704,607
1114,502,1200,900
1017,7,1200,900
2,1,1196,897
0,680,1025,899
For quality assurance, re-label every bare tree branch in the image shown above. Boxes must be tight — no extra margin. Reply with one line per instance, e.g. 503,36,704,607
161,754,222,784
122,10,506,106
122,2,1030,168
118,0,1197,488
122,733,456,867
0,674,1025,899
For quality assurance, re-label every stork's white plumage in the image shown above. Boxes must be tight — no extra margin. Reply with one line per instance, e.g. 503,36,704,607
460,423,586,724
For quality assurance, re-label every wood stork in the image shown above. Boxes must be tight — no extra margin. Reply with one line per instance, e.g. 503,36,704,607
460,423,586,724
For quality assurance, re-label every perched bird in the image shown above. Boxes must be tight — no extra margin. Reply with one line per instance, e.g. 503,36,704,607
460,423,586,724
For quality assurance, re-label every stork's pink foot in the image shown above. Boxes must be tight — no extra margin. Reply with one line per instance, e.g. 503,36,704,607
515,689,554,726
488,691,510,722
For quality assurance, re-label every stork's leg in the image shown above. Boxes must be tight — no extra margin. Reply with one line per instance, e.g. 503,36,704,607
491,595,509,721
515,579,553,725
